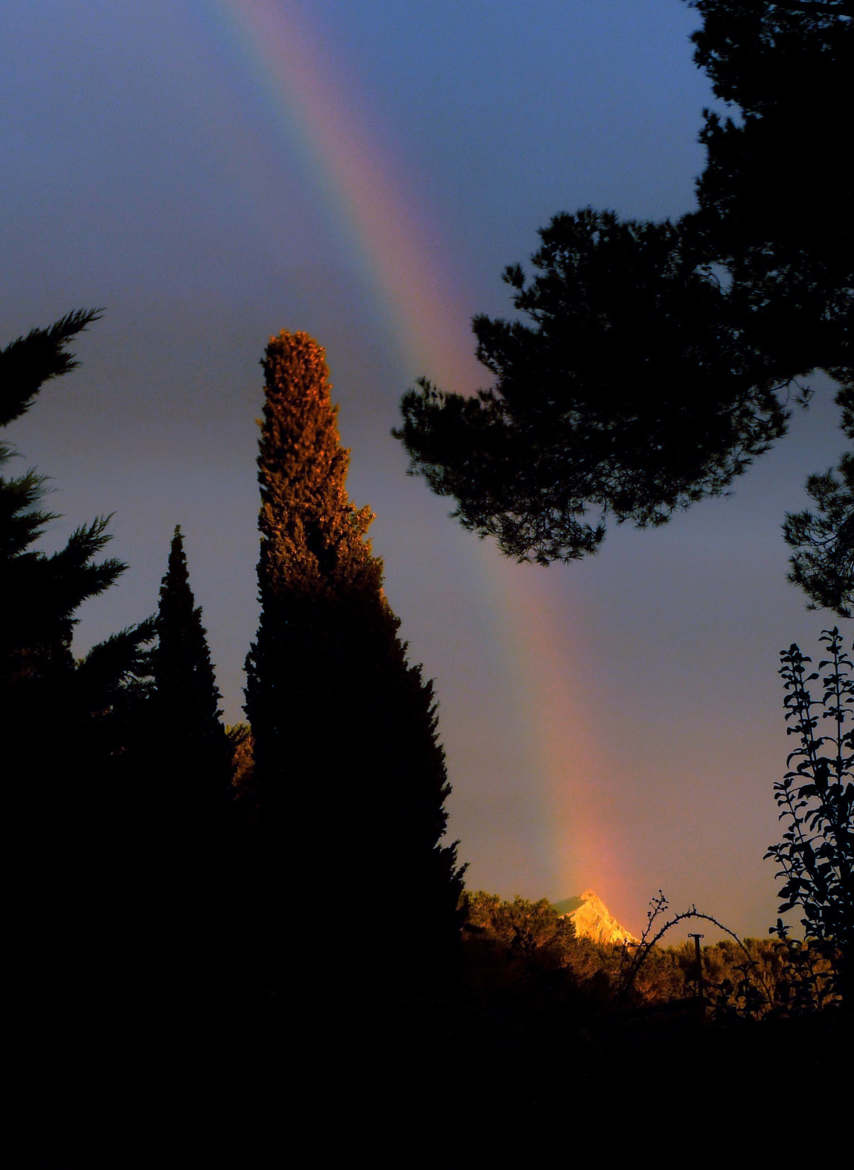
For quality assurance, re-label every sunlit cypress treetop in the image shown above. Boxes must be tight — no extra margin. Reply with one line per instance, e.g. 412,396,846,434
254,330,390,615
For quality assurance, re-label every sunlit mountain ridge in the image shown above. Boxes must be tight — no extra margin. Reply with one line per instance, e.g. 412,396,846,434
553,890,638,947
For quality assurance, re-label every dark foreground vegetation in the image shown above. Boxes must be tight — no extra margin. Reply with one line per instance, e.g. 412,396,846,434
4,3,852,1149
4,313,851,1154
456,891,851,1114
464,888,847,1024
4,317,468,1148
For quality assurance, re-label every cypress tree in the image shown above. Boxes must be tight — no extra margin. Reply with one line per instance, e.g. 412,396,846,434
153,524,231,817
149,526,235,1041
244,331,465,1028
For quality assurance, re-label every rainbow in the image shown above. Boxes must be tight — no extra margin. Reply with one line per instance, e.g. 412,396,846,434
210,0,481,388
209,0,631,918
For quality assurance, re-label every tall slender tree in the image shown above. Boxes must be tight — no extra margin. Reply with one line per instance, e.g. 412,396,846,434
153,524,232,817
147,526,235,1041
244,331,465,1026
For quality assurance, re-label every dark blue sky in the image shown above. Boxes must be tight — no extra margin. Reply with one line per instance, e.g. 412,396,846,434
3,0,846,939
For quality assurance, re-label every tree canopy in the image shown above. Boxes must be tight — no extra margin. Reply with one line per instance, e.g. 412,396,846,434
396,0,853,613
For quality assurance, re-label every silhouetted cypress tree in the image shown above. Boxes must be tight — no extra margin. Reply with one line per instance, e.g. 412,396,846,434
153,524,231,817
146,525,237,1049
244,331,465,1029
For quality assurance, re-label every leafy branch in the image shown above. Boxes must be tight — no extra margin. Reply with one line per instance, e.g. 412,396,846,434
617,890,774,1010
765,628,854,1006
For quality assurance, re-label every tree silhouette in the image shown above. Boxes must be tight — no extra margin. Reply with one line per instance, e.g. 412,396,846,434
2,311,124,693
396,1,852,613
2,311,156,1092
147,526,235,1042
784,408,854,617
1,307,155,829
153,524,231,819
244,331,465,1029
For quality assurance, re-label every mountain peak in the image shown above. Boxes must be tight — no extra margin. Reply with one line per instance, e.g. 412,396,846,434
553,890,638,947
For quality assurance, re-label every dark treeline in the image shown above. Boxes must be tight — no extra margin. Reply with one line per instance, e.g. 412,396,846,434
3,317,466,1135
456,889,850,1120
462,891,841,1021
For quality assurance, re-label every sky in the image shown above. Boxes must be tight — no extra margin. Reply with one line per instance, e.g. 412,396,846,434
3,0,848,943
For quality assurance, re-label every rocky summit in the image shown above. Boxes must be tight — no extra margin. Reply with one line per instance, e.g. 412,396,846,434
552,889,638,946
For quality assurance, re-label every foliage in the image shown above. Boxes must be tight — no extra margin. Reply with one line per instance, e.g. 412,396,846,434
765,628,854,1007
395,1,853,613
0,308,107,426
397,210,792,565
615,890,783,1016
244,331,466,1014
1,309,154,754
689,935,840,1021
460,889,847,1023
226,721,255,795
1,310,125,688
784,399,854,617
464,891,577,968
74,616,157,769
689,0,852,306
3,312,158,1077
463,891,640,1013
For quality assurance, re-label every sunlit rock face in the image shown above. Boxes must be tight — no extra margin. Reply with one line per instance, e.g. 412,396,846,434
553,889,638,946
